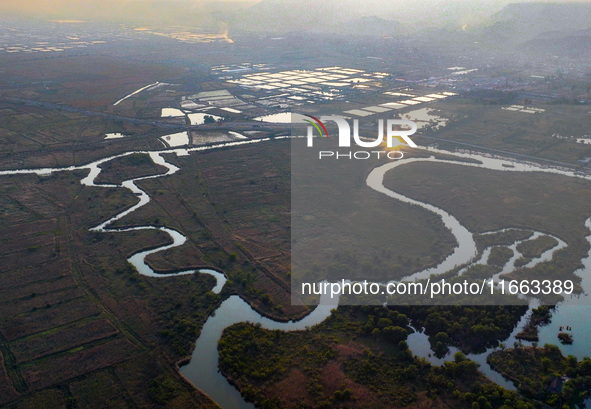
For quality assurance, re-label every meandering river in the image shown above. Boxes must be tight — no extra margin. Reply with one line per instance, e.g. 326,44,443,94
1,140,590,408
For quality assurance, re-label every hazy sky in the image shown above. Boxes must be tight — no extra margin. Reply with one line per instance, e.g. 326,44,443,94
2,0,591,30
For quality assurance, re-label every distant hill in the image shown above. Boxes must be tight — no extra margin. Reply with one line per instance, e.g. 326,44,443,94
476,2,591,44
342,16,402,37
5,0,591,48
220,0,591,40
218,0,405,35
522,28,591,58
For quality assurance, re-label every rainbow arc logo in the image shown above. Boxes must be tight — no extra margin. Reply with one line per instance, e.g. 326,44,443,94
303,114,328,138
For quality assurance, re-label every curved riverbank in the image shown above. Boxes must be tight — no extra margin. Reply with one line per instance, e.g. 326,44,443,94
1,139,590,408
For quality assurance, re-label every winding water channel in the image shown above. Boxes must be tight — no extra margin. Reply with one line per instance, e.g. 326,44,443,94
1,140,591,408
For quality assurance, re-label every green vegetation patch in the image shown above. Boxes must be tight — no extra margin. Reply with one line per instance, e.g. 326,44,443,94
96,153,168,185
399,305,527,354
488,247,514,267
516,235,559,259
488,345,591,407
219,306,534,409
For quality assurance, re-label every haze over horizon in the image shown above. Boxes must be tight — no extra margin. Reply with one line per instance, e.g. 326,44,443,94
2,0,591,32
